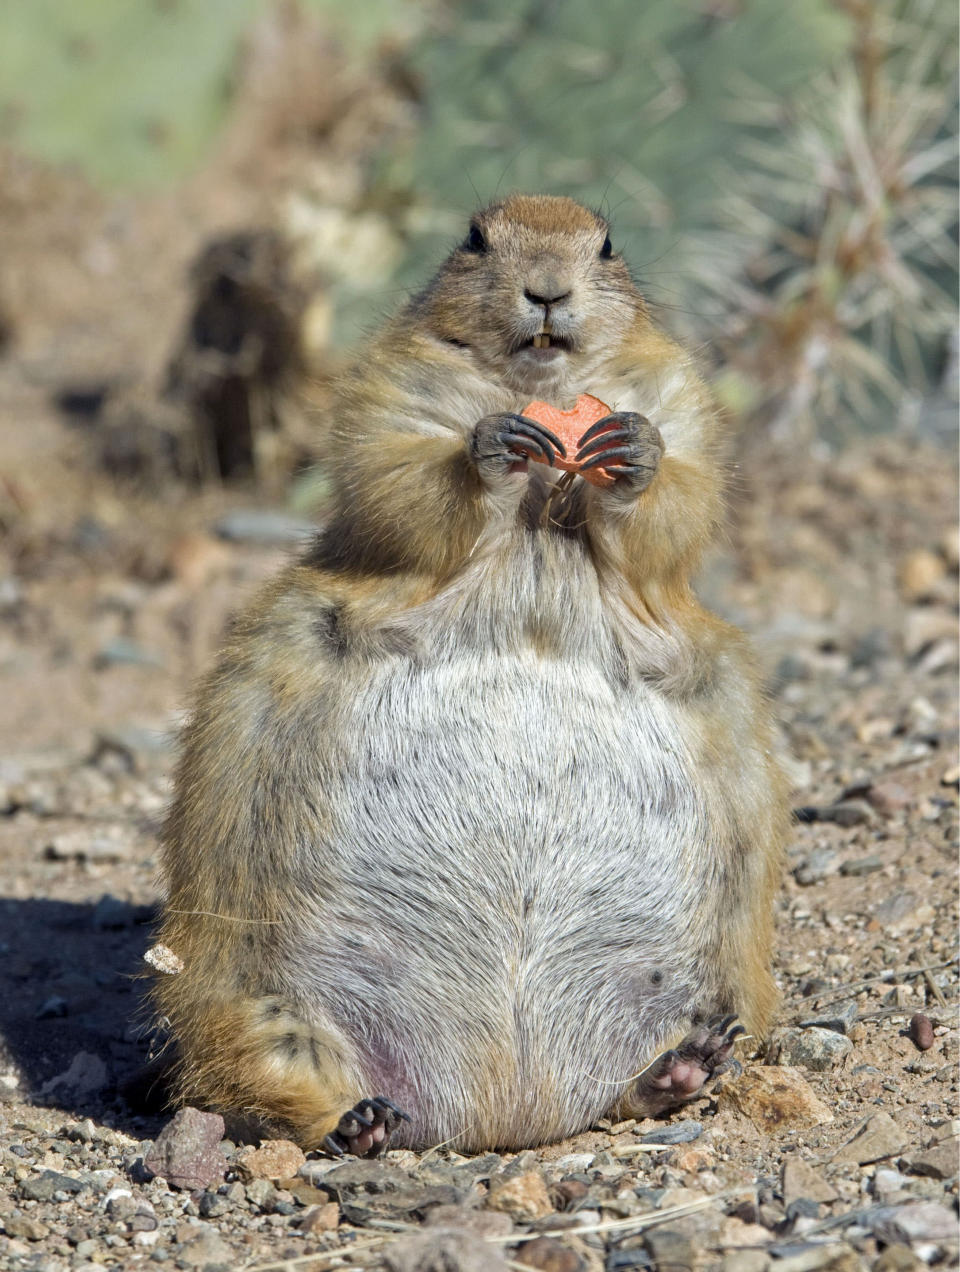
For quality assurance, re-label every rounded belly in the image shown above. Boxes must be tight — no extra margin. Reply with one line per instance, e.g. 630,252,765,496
288,653,706,1146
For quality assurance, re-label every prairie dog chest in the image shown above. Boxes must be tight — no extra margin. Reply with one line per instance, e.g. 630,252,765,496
339,527,700,841
306,526,711,946
331,531,707,895
418,517,616,665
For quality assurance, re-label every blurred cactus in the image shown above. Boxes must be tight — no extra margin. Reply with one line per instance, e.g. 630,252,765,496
0,0,259,188
0,0,415,189
688,0,959,439
381,0,849,301
378,0,956,440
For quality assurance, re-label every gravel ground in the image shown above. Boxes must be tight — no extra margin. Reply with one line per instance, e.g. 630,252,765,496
1,12,956,1265
0,382,957,1272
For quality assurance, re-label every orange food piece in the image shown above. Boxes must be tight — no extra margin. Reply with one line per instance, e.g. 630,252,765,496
522,394,616,487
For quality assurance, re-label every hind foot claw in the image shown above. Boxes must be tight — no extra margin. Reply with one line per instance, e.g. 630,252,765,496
630,1015,746,1116
322,1095,411,1158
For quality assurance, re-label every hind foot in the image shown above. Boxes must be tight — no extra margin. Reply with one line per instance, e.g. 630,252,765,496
628,1015,745,1118
322,1096,411,1158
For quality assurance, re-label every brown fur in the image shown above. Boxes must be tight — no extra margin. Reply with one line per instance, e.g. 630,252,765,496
152,195,788,1149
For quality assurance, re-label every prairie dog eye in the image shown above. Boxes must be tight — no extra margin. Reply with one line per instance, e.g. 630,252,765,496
599,234,613,259
464,224,487,253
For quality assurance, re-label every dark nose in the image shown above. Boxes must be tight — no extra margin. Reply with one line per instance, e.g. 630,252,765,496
524,283,571,308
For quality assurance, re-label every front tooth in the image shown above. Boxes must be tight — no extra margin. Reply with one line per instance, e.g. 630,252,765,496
542,333,551,348
533,334,543,349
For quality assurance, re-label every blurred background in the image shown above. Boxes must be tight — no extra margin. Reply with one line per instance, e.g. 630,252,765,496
0,0,956,746
0,0,957,1181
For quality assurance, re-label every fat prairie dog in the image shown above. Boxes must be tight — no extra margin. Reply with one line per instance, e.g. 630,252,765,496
154,195,788,1155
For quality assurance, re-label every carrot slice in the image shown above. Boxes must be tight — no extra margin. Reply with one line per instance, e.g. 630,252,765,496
522,394,617,487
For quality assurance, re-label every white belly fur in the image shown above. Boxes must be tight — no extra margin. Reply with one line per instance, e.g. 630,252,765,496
283,638,714,1146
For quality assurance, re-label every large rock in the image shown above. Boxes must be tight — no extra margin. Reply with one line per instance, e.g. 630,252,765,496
769,1027,853,1071
142,1108,228,1191
832,1112,907,1166
235,1138,305,1182
903,1135,959,1180
383,1228,509,1272
782,1155,839,1204
871,1202,959,1245
487,1170,553,1222
719,1066,834,1133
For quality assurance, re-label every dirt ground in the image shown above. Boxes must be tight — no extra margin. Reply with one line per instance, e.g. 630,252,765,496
0,37,958,1272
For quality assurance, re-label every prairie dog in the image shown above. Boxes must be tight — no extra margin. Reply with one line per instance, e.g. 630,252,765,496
154,195,788,1154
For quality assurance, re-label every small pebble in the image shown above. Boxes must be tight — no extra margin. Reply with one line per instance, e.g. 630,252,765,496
640,1120,703,1146
299,1201,340,1233
93,636,164,670
235,1137,305,1182
798,1002,858,1035
839,854,883,876
4,1215,48,1241
35,995,68,1019
487,1170,553,1222
794,801,872,827
513,1235,585,1271
909,1012,935,1051
549,1178,589,1208
793,847,839,886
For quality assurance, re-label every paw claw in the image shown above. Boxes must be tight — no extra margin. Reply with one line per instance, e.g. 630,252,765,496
323,1095,412,1159
572,412,662,488
627,1014,748,1117
372,1095,411,1128
578,445,637,472
472,412,566,478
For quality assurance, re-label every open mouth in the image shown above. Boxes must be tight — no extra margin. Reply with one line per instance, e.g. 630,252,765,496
521,330,573,355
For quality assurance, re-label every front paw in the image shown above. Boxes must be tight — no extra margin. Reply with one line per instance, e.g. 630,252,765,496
575,412,663,492
470,412,566,486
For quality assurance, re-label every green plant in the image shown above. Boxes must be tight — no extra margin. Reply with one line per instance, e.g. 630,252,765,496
692,0,958,439
381,0,849,301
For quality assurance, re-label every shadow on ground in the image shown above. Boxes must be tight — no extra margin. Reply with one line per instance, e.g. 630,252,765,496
0,896,167,1133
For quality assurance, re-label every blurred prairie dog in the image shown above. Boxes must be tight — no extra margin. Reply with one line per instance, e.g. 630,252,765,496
154,194,788,1154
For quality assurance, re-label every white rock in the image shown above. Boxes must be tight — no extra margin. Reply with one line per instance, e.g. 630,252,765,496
101,1187,133,1210
550,1153,596,1174
144,944,184,975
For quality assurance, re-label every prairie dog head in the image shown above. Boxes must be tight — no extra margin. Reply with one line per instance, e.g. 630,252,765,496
414,194,647,396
